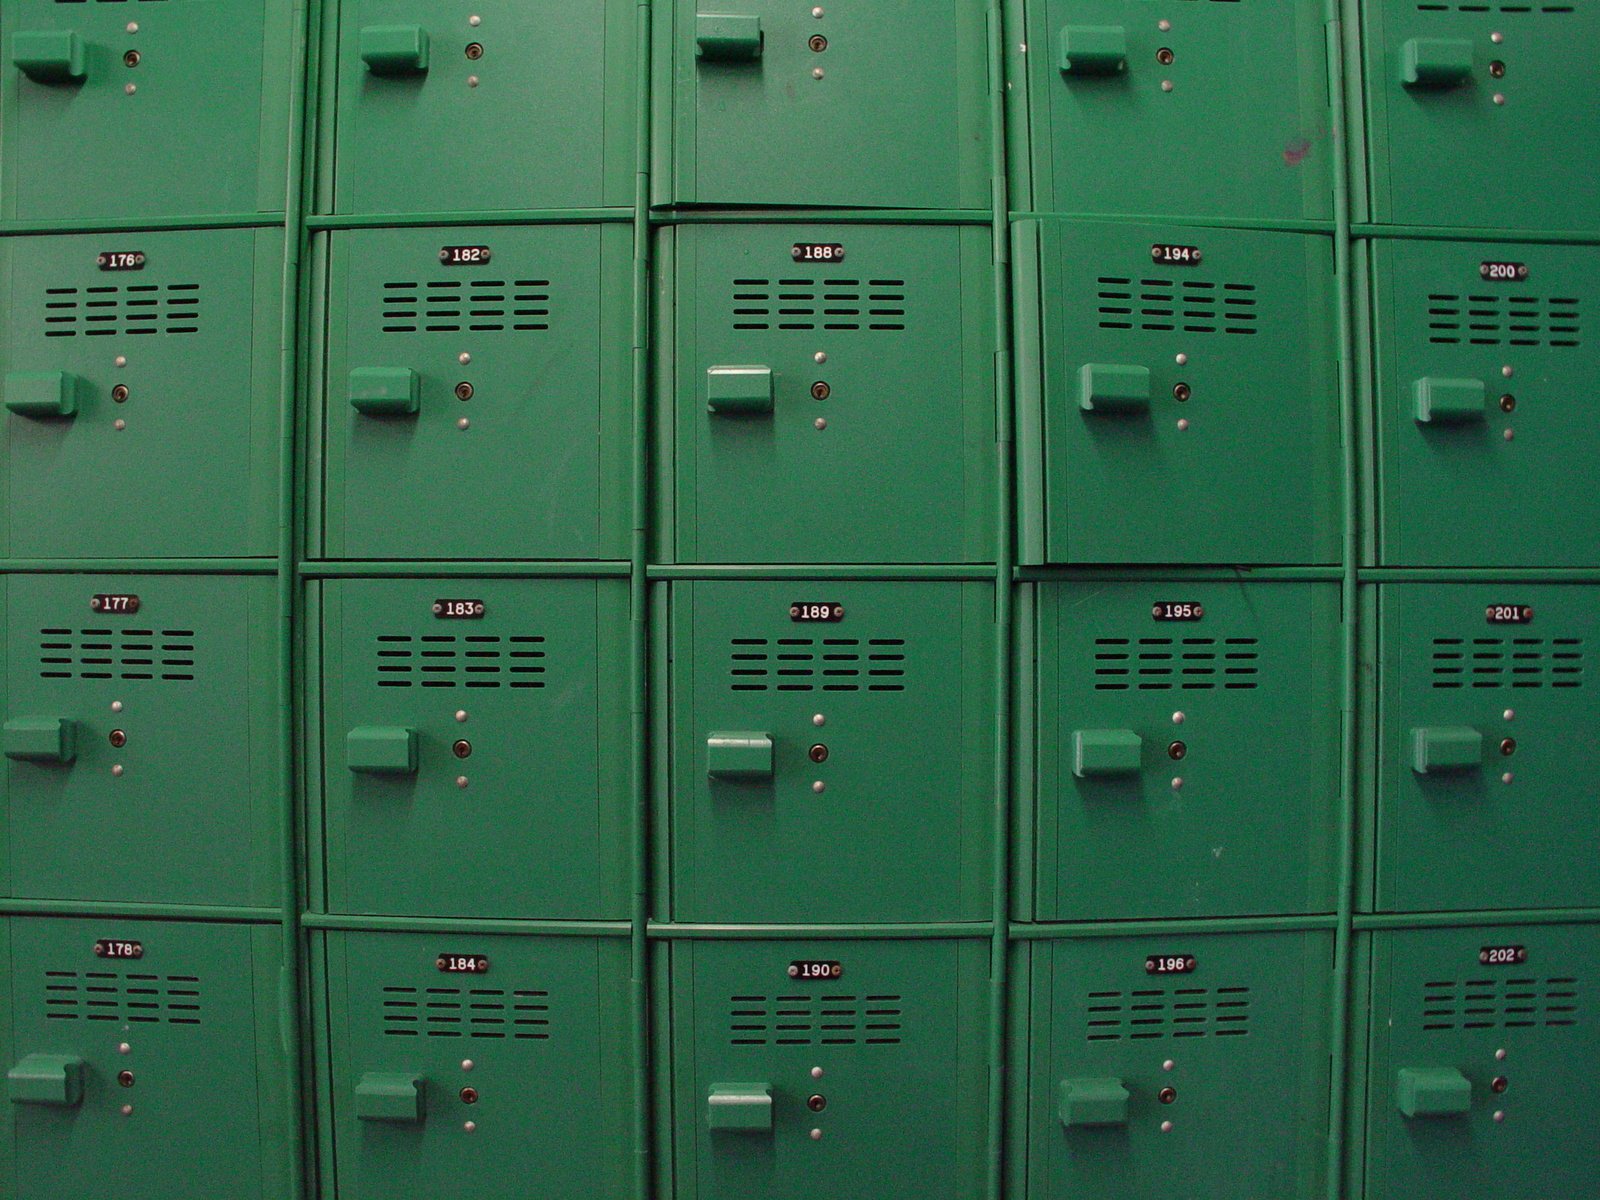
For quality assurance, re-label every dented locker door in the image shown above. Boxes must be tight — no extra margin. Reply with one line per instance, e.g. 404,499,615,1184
1376,584,1600,912
1039,220,1339,565
670,581,993,924
1374,240,1599,567
673,224,996,565
1036,581,1341,922
0,230,281,560
322,225,630,561
319,578,628,920
2,575,278,907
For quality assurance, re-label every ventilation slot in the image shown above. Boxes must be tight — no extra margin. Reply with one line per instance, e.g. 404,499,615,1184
44,970,201,1024
56,2,172,5
1083,986,1252,1041
1416,4,1575,12
381,985,550,1039
379,279,551,334
1096,277,1259,335
1092,636,1260,691
730,278,908,332
1420,977,1580,1030
1424,293,1581,347
728,637,908,692
727,994,904,1046
43,283,200,338
375,634,546,689
37,627,196,681
1430,637,1584,689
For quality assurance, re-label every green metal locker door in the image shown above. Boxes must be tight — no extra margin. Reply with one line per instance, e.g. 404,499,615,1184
670,224,996,565
0,230,281,560
322,225,631,561
331,0,636,214
660,0,989,209
0,0,291,220
1026,0,1333,220
1374,240,1598,567
2,917,287,1200
1363,924,1597,1199
1032,220,1339,565
1029,932,1332,1199
320,932,631,1200
669,939,988,1200
1376,584,1600,913
1036,582,1341,922
319,578,628,920
1,575,279,907
669,581,993,923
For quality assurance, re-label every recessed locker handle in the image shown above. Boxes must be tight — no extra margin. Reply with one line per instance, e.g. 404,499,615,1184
1072,729,1143,779
7,1055,85,1107
12,31,86,84
696,14,764,63
355,1072,426,1123
1079,364,1151,414
349,367,421,417
707,732,774,781
360,26,430,76
1413,377,1486,425
1400,39,1474,89
705,365,774,415
1396,1067,1472,1118
3,717,76,764
4,371,81,419
1058,26,1129,76
1410,726,1482,775
347,726,419,775
707,1083,773,1132
1059,1077,1130,1127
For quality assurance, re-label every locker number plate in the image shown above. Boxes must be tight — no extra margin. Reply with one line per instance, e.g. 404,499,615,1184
91,593,141,614
791,602,845,623
437,954,491,974
1151,244,1202,266
1479,945,1528,966
1480,261,1529,282
788,960,843,980
433,599,486,619
792,243,845,264
440,245,492,265
1486,605,1533,625
97,251,146,271
1152,602,1204,621
1145,954,1197,975
95,939,145,959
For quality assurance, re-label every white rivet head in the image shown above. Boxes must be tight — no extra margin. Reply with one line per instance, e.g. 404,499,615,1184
814,351,827,364
121,1104,134,1116
125,83,136,95
1493,1110,1506,1123
1503,709,1515,721
813,67,824,79
810,1128,823,1140
1503,428,1514,441
1172,712,1185,724
1176,418,1190,431
1496,1048,1508,1061
114,419,127,431
112,701,124,713
470,14,482,25
119,1042,132,1055
112,764,124,777
1163,1059,1175,1071
115,356,128,368
1175,353,1188,366
1502,772,1514,784
127,22,139,33
815,417,827,430
1493,92,1505,105
811,1066,824,1079
813,6,824,16
462,1059,475,1071
1502,365,1514,378
457,776,469,789
1160,1120,1174,1133
1171,777,1183,790
813,714,826,727
464,1120,477,1133
1161,79,1174,92
1158,19,1171,31
456,710,468,723
458,417,470,430
1492,31,1504,42
812,780,825,794
459,352,472,365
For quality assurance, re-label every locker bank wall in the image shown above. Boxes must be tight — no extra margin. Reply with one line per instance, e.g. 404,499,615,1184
0,2,1595,1198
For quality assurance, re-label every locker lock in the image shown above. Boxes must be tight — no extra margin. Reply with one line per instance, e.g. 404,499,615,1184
808,743,829,764
123,50,141,68
809,34,828,52
807,1093,827,1112
1173,382,1191,402
1491,1076,1509,1094
455,382,474,401
465,42,484,60
1167,741,1187,761
1500,394,1515,413
811,381,831,400
1158,1087,1177,1104
112,385,130,403
1500,738,1516,756
459,1087,479,1104
1489,60,1506,78
1156,47,1175,65
452,739,472,760
108,729,127,749
117,1070,135,1088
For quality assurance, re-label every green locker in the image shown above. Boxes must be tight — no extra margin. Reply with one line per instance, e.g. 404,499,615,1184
1373,239,1598,568
1027,931,1332,1199
1375,584,1599,913
1022,219,1339,566
1,574,279,908
0,230,282,560
326,0,636,215
0,0,291,221
667,938,988,1200
1035,581,1341,922
317,578,628,920
665,224,996,565
655,1,989,210
320,225,631,562
1362,923,1597,1199
1017,0,1333,221
1,917,288,1200
318,931,631,1200
668,581,993,923
1361,2,1600,232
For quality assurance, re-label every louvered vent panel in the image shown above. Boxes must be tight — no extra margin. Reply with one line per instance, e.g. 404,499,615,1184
729,278,908,332
379,279,551,334
381,985,551,1040
375,634,547,689
1424,293,1581,347
1083,985,1252,1041
44,970,201,1024
1092,637,1261,691
1430,637,1584,689
43,284,200,337
37,627,197,681
1420,976,1580,1030
1097,277,1259,335
727,994,905,1046
727,637,908,692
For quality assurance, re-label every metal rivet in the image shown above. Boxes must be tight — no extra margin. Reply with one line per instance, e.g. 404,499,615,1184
1502,772,1514,784
812,1066,824,1079
1177,418,1190,431
1158,19,1172,31
125,83,136,95
813,6,824,16
1502,365,1514,378
464,1121,477,1133
1172,712,1185,724
111,701,123,713
1491,30,1504,42
115,356,128,368
1503,709,1515,722
462,1059,475,1071
815,417,827,430
126,22,138,33
1492,92,1505,105
468,75,480,87
810,1128,823,1140
1160,1120,1174,1133
813,714,826,726
815,351,827,364
458,418,470,430
119,1043,132,1055
1163,1059,1175,1071
1503,429,1514,441
1175,353,1188,366
456,710,469,723
122,1104,134,1116
460,352,472,365
1171,777,1183,790
114,418,127,431
1493,1110,1505,1123
470,15,482,26
812,781,825,794
812,67,824,79
1496,1048,1507,1061
1161,80,1173,91
112,764,124,777
457,776,469,789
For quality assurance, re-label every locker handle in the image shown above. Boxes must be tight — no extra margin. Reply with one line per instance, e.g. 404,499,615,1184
3,717,76,764
349,367,421,417
360,26,430,76
696,14,764,63
1072,729,1143,778
1413,377,1486,425
1410,726,1482,775
355,1072,426,1123
1060,1077,1130,1127
1400,39,1473,89
706,365,774,415
12,31,86,84
1058,26,1129,76
7,1055,84,1107
1396,1067,1472,1118
707,732,773,781
707,1083,773,1132
1079,363,1151,414
4,370,81,419
347,726,419,775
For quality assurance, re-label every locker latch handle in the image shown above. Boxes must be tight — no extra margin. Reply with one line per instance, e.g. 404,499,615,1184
707,1083,773,1132
360,26,431,76
1079,363,1151,414
706,732,774,781
349,367,422,417
696,15,764,63
355,1072,426,1123
1058,26,1129,76
1060,1077,1130,1127
1396,1067,1472,1118
12,31,86,84
1072,729,1143,778
347,726,419,775
1413,377,1486,425
1410,726,1482,775
706,365,774,416
7,1055,85,1107
4,371,81,420
1400,39,1474,89
3,717,76,764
